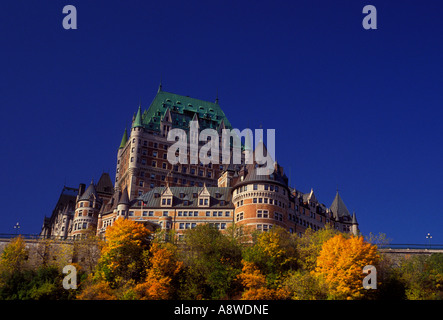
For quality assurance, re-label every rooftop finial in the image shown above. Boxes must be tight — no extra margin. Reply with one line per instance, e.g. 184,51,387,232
215,88,219,104
158,76,163,93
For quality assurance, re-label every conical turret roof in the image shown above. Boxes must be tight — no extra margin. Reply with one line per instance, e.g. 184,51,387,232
329,191,351,219
119,128,128,149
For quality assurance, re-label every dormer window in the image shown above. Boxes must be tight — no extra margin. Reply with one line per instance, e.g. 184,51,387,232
199,198,209,206
161,198,171,206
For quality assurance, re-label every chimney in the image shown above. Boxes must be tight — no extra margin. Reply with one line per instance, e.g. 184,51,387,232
78,183,86,197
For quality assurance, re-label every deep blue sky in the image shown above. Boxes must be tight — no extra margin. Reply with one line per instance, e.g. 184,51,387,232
0,0,442,244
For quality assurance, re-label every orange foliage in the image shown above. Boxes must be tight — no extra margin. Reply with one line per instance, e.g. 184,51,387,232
315,234,379,300
76,275,117,300
134,243,183,300
237,260,289,300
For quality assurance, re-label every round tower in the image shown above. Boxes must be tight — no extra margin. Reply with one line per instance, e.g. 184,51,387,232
232,163,290,233
72,181,102,239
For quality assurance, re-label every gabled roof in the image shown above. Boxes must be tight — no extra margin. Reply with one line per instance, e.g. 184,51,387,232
199,184,210,197
141,90,233,132
329,191,351,219
308,188,317,203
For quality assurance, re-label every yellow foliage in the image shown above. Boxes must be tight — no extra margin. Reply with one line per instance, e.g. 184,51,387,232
0,236,28,273
315,234,379,300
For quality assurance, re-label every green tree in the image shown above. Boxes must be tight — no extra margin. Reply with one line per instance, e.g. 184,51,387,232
179,224,243,299
296,226,340,272
238,227,297,299
399,253,443,300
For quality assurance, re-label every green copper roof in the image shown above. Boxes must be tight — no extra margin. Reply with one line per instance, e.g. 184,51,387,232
133,105,143,128
119,127,128,149
140,90,233,132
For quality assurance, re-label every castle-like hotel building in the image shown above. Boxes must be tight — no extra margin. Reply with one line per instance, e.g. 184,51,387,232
41,86,358,239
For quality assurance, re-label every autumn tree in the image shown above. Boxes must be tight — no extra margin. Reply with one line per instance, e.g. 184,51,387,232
76,274,117,300
296,226,340,272
134,242,183,300
237,260,289,300
243,226,298,277
315,234,380,300
399,253,443,300
0,236,29,274
282,270,328,300
95,219,151,287
237,227,297,300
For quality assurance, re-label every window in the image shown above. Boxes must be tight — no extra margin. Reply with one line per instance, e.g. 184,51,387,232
206,211,210,216
129,211,134,216
236,212,244,221
253,184,258,190
225,211,230,217
142,211,148,216
152,160,157,167
148,211,154,216
163,211,169,216
257,210,269,218
253,198,257,203
139,180,144,187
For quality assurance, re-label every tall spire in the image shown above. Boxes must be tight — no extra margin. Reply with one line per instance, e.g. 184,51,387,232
119,128,128,149
158,77,163,93
133,105,143,128
215,88,219,104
